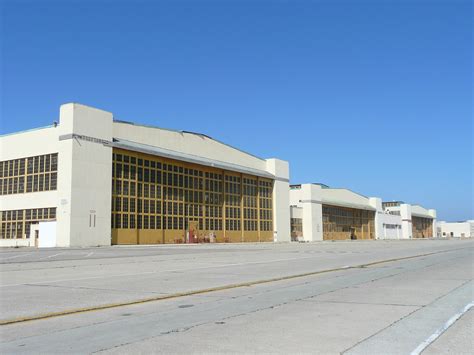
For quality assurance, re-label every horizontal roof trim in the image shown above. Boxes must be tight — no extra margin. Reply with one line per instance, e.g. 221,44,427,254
411,212,434,219
0,124,56,138
111,138,275,179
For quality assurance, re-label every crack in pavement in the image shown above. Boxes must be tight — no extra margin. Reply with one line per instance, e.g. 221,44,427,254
23,283,168,295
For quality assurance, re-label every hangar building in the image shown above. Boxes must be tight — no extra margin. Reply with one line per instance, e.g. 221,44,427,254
0,103,290,247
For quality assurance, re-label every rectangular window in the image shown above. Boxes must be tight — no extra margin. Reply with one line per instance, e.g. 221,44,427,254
0,207,56,239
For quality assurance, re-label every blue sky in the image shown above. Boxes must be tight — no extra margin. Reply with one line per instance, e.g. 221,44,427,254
1,0,472,221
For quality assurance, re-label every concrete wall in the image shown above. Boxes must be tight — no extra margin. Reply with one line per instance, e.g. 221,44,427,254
266,159,290,242
378,213,403,239
289,187,303,207
369,197,383,239
438,221,474,238
56,103,113,247
290,206,302,219
400,204,413,239
289,184,323,242
300,184,323,242
0,126,59,161
0,238,34,247
428,209,437,239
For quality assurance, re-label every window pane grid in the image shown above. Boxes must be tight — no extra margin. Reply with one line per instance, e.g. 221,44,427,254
0,207,56,239
111,150,273,240
322,205,375,240
0,153,58,195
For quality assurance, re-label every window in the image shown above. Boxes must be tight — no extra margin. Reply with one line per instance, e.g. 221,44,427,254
0,207,57,239
322,205,375,240
0,153,58,195
111,150,273,243
412,216,433,238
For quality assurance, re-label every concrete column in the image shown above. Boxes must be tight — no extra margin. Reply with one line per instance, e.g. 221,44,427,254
400,204,412,239
369,197,383,240
429,209,437,238
266,159,290,242
57,103,113,247
300,184,323,241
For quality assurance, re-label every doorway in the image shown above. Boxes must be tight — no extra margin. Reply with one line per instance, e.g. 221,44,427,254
187,220,199,243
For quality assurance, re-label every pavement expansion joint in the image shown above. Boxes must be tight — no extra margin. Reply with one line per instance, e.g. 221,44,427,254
341,279,473,354
0,247,466,326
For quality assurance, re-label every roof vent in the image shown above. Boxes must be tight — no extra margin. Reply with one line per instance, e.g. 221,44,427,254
181,130,212,139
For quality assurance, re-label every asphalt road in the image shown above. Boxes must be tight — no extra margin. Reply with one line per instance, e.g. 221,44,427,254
0,239,473,354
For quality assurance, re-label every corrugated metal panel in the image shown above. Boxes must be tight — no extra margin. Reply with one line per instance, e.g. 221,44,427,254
111,138,275,179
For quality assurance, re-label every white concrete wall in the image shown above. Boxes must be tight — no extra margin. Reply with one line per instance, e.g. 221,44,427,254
378,213,403,239
438,221,473,238
428,209,437,239
383,204,436,239
266,159,290,242
0,191,57,215
0,126,59,161
57,103,113,247
290,206,303,219
300,184,323,242
400,204,413,239
114,122,267,172
289,187,303,207
0,239,34,247
384,206,401,215
369,197,384,239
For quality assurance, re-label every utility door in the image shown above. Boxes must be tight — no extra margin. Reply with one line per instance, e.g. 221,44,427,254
188,220,199,243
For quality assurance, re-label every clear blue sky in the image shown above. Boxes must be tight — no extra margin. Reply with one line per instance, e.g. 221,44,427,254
1,0,472,221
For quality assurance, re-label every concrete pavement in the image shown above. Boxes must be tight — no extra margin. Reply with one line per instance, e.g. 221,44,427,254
0,239,473,354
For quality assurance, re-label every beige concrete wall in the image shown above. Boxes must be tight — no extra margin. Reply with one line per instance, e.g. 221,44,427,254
0,126,59,161
289,188,303,207
0,190,58,211
57,103,113,247
369,197,384,239
300,184,323,242
266,159,290,242
400,204,412,239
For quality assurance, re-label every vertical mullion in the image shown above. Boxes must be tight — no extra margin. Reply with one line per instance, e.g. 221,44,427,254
222,172,226,242
257,177,260,242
